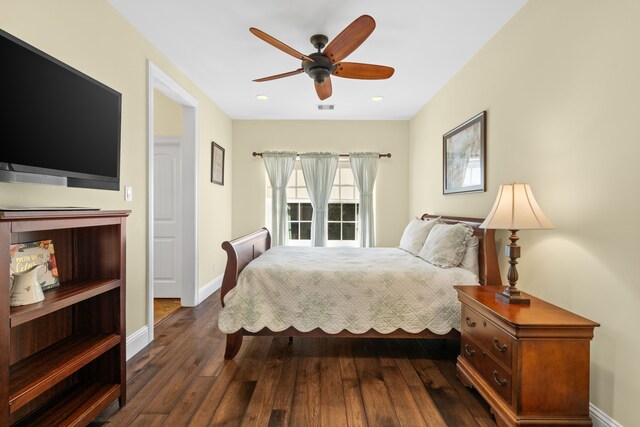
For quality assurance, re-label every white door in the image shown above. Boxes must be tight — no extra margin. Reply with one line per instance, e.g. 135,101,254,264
154,139,182,298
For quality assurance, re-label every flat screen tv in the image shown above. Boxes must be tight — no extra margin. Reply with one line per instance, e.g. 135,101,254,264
0,29,121,191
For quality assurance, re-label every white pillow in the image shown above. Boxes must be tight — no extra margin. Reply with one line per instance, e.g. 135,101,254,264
418,223,473,268
460,235,480,276
398,217,441,256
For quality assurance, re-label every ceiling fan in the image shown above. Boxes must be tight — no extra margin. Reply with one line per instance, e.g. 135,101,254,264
250,15,394,100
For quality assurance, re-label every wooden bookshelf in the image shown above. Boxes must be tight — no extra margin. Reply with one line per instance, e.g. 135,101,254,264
0,210,129,426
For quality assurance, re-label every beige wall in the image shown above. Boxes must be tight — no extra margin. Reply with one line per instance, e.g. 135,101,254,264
0,0,233,335
153,89,183,136
409,1,640,424
232,121,410,247
4,0,637,422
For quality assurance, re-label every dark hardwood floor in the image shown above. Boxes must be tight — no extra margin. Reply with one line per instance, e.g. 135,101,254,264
95,291,496,426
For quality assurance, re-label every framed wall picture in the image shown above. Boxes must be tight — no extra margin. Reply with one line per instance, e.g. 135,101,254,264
211,142,225,185
443,111,486,194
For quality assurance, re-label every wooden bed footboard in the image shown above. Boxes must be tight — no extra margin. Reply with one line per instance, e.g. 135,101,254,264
220,227,271,307
220,228,271,359
219,215,501,359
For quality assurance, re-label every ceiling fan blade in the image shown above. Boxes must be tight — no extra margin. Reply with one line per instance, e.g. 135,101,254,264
250,28,313,62
332,62,394,80
253,69,304,82
323,15,375,64
315,77,332,100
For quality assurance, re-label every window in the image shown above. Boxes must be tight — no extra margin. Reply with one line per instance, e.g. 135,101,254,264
326,165,359,242
327,202,358,241
287,202,312,240
267,160,360,246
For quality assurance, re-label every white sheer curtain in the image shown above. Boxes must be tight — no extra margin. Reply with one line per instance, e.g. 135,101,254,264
262,151,297,246
350,152,379,247
300,152,339,247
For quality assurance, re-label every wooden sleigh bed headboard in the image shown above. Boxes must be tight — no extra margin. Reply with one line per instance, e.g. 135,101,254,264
420,214,501,286
221,214,501,307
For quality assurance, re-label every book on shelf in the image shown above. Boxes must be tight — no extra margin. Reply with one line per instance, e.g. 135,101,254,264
10,239,60,291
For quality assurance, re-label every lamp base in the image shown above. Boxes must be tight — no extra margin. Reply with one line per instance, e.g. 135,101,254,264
496,288,531,304
498,230,531,304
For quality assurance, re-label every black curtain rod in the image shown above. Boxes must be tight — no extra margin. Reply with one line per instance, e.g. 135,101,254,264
252,152,391,158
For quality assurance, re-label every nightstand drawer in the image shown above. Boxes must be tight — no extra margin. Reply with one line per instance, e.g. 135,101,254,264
462,306,514,368
461,335,513,405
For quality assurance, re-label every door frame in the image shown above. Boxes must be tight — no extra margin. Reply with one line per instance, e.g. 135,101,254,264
147,61,199,344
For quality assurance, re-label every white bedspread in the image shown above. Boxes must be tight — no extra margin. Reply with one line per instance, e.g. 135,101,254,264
218,246,479,335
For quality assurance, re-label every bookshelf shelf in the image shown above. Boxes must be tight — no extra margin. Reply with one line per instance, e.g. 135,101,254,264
12,383,120,427
9,333,120,412
10,279,121,327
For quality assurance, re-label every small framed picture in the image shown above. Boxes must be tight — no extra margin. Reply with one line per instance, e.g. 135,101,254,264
443,111,486,194
211,142,225,185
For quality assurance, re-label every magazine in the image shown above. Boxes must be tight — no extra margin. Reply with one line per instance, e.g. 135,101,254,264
10,240,60,291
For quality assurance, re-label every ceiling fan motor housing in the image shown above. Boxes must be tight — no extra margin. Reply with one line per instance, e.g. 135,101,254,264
302,52,336,84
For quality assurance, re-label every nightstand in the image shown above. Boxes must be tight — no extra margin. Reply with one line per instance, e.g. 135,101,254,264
455,286,599,427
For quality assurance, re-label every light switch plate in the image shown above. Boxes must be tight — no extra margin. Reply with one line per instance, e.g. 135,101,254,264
124,185,133,202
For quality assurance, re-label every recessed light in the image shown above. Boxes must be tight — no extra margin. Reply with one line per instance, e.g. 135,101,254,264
371,96,384,102
256,94,269,101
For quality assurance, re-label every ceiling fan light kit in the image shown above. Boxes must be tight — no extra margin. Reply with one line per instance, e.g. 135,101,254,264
250,15,394,100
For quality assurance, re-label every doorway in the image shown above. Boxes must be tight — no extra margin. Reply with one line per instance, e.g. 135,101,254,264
147,61,199,343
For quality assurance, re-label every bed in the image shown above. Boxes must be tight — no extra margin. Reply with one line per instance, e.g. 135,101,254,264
218,214,501,359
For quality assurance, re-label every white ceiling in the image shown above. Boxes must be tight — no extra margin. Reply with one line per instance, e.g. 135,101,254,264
108,0,527,120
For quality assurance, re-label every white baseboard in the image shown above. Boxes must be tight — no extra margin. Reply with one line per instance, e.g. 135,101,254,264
126,325,150,361
198,274,223,304
590,402,621,427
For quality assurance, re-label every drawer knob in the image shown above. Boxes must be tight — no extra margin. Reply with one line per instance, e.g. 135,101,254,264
493,338,507,353
464,344,475,357
465,317,476,328
493,370,507,387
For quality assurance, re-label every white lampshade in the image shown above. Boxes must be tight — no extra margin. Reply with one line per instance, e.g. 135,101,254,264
480,183,554,230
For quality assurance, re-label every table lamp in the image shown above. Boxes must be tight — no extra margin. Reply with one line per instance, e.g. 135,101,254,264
480,183,554,304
